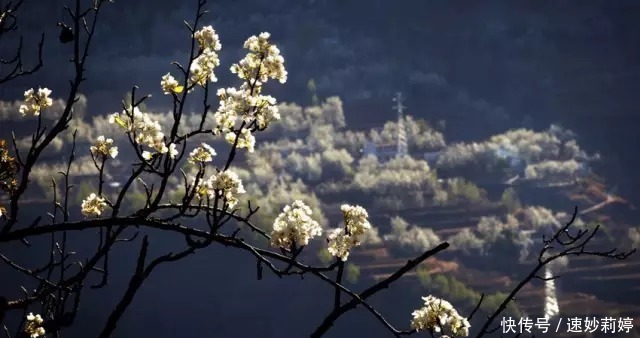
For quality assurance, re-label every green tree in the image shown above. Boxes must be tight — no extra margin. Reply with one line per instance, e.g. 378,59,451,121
345,263,360,284
448,178,487,202
433,274,450,295
416,266,432,287
481,292,520,318
500,187,521,212
308,78,320,106
317,248,333,265
415,118,431,134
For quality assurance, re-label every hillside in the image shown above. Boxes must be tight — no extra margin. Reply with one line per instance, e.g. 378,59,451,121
3,94,638,338
341,176,640,337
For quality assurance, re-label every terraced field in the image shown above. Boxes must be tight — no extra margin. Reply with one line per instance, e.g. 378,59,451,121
339,178,640,337
11,173,640,336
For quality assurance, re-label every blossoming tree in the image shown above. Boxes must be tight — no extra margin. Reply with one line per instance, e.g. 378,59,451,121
0,1,635,338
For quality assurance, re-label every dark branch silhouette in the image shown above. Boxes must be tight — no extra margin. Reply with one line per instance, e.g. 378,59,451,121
0,0,44,84
0,1,635,338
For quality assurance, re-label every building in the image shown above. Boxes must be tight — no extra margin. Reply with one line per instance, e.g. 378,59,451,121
362,142,400,162
423,151,441,166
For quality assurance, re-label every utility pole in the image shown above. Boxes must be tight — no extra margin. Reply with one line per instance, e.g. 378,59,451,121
543,264,560,319
392,92,408,158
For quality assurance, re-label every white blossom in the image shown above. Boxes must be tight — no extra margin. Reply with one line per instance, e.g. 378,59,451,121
270,200,322,250
161,73,182,94
142,151,154,161
188,143,216,163
210,170,245,208
24,312,45,338
325,204,372,261
225,128,255,152
341,204,371,238
192,170,245,208
168,143,179,159
253,94,280,129
25,313,43,325
19,87,53,117
194,25,221,52
108,106,169,156
213,87,281,137
411,296,470,337
189,49,220,86
212,87,247,134
81,193,107,217
230,32,287,85
90,135,118,159
193,176,214,199
524,159,582,180
326,228,353,261
384,216,441,253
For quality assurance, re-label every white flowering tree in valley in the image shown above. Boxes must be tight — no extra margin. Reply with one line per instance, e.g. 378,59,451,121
0,1,635,338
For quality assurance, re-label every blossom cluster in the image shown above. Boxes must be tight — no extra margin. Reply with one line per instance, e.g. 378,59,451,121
214,33,287,152
161,26,222,93
224,128,255,152
194,25,222,52
19,87,53,117
193,170,245,208
0,139,18,193
268,203,372,261
213,87,281,134
90,135,118,159
189,26,222,87
81,193,108,217
270,200,323,250
326,204,372,261
411,296,470,337
190,49,221,86
108,106,175,159
230,32,287,85
188,143,217,164
161,73,182,94
24,313,45,338
210,32,285,152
